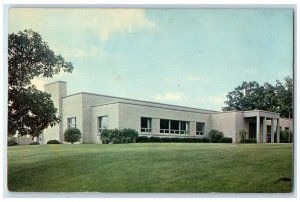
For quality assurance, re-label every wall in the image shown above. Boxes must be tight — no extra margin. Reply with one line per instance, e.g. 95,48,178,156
90,103,120,143
62,94,83,143
118,102,212,138
211,111,244,143
42,81,67,143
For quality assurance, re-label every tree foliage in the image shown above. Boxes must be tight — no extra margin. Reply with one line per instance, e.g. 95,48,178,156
64,128,82,144
8,29,74,137
208,129,224,143
222,77,293,118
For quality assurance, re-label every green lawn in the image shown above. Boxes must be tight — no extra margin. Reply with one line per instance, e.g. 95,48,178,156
7,143,293,193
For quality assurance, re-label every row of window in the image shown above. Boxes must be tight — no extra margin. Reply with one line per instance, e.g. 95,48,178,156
141,117,205,135
67,116,205,135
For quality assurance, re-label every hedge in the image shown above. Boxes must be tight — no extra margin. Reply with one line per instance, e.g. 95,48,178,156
219,137,233,143
135,136,211,143
47,139,61,144
100,128,139,144
244,138,257,143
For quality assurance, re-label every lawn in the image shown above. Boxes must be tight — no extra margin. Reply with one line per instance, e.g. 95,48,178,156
7,143,293,193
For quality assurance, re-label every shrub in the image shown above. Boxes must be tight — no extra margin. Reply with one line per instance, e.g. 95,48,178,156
8,137,18,146
208,130,224,143
101,138,110,144
149,136,161,142
181,138,191,143
161,137,172,143
239,129,247,143
200,137,210,143
136,136,149,143
122,128,139,140
171,137,180,143
47,139,60,144
29,142,40,145
245,138,257,143
280,130,293,143
121,137,127,144
112,138,119,144
219,137,233,143
64,128,82,144
100,128,138,144
126,137,133,143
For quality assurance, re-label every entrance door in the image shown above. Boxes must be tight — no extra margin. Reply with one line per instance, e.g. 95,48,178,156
249,122,256,139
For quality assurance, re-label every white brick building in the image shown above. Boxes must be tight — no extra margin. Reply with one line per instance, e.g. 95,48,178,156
41,81,293,144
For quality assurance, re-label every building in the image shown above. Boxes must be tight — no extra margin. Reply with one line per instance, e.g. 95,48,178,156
40,81,293,144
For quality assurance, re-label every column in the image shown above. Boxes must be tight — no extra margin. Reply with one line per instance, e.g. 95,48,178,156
262,117,267,143
271,118,275,143
190,122,196,136
151,118,160,135
256,115,260,143
276,119,280,143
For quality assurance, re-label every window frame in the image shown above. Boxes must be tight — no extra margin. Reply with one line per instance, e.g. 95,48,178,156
98,116,109,133
141,117,152,133
160,119,190,135
196,122,205,135
67,117,77,129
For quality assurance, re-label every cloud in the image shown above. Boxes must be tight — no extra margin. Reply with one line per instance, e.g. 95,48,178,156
9,8,158,42
96,9,158,41
197,92,227,105
151,92,187,102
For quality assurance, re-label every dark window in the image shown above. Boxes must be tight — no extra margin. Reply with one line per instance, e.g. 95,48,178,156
141,117,152,132
196,122,205,135
160,119,189,134
160,119,169,133
170,120,179,130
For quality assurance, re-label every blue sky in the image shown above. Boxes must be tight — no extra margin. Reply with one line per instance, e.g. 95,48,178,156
8,8,293,111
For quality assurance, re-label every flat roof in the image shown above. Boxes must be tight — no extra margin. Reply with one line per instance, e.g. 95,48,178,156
64,92,219,113
91,101,214,115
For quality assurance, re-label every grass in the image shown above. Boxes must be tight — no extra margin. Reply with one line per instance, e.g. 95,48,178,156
7,143,293,193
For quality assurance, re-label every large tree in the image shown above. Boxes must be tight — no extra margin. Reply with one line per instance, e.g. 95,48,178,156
8,29,74,137
222,77,293,118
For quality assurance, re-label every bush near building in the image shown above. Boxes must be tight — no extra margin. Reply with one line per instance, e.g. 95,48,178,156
8,137,19,146
244,138,257,143
135,136,219,143
239,129,247,143
280,130,293,143
47,140,61,144
64,128,82,144
100,129,138,144
29,142,40,145
208,130,224,143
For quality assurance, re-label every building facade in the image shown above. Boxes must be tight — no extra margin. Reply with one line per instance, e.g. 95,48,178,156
41,81,293,144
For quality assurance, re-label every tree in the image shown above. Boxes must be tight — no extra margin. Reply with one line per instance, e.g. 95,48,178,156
8,29,74,137
222,77,293,118
64,128,82,144
275,77,293,118
239,129,247,143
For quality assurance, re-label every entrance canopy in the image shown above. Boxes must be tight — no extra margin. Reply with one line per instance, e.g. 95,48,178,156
243,110,280,143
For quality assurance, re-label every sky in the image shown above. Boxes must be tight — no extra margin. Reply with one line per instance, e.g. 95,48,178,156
8,8,293,111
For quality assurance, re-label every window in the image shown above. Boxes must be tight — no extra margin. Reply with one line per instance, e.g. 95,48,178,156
196,122,205,135
67,117,76,128
160,119,189,134
160,119,169,133
98,116,109,133
141,117,152,132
